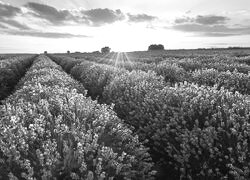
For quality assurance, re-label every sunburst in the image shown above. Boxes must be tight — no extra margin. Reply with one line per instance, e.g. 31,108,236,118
102,52,134,69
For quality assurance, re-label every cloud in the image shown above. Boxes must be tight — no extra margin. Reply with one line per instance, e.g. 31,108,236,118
209,42,229,46
25,2,75,25
202,32,238,37
195,15,229,25
24,2,155,26
0,1,130,39
25,3,125,26
174,17,192,24
3,30,90,38
172,23,250,37
1,2,156,28
175,15,229,25
0,23,7,29
0,19,30,30
0,2,31,30
81,8,125,26
172,14,250,37
0,2,21,18
127,13,157,22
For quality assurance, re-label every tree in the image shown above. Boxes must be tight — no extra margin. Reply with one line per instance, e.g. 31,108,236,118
92,51,101,54
148,44,164,51
101,46,111,54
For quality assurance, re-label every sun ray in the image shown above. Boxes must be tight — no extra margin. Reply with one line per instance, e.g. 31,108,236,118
114,52,120,68
97,52,112,64
123,52,134,70
108,52,116,65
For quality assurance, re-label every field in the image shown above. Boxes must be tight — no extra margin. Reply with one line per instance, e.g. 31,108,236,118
0,49,250,180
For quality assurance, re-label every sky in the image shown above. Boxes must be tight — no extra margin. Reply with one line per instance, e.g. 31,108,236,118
0,0,250,53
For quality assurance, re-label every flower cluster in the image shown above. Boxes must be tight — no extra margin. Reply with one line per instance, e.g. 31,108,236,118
206,62,250,74
71,61,127,100
0,55,36,101
141,82,250,179
177,58,204,72
50,55,129,100
235,55,250,65
153,62,189,84
0,55,155,180
103,70,166,128
104,78,250,179
48,55,82,73
191,68,250,94
163,55,250,75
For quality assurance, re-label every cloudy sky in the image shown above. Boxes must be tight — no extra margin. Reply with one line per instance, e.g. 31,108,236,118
0,0,250,53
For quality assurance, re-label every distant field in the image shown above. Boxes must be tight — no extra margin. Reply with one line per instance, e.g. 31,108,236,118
0,53,36,61
57,47,250,60
0,49,250,179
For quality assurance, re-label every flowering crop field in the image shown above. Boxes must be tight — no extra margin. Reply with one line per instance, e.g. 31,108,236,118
49,50,250,180
0,55,155,179
0,50,250,180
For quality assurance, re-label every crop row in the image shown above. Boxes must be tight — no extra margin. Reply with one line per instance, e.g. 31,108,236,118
0,55,155,180
0,54,13,60
0,55,36,102
50,55,250,95
152,61,250,95
175,57,250,74
65,53,250,74
67,50,250,66
191,68,250,94
50,54,250,180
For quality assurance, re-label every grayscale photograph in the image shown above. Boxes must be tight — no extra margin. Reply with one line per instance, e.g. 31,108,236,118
0,0,250,179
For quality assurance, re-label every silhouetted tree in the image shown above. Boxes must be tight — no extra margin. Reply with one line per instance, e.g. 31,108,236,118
44,51,47,54
92,51,101,54
67,50,70,54
148,44,164,50
101,46,111,54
